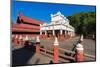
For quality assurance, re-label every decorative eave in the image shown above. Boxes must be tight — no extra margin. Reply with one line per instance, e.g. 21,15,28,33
12,27,40,33
12,23,40,30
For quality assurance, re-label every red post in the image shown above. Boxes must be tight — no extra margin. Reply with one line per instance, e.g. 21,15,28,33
12,35,14,43
21,36,24,45
19,35,23,45
14,35,18,45
42,34,45,38
40,34,42,38
22,35,25,45
53,37,59,63
22,35,29,45
60,35,64,41
36,36,40,54
75,43,84,62
24,35,29,41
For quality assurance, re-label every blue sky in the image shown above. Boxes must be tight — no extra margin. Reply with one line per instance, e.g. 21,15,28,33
12,0,96,23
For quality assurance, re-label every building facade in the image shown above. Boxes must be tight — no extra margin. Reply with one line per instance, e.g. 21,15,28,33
12,13,44,37
40,11,75,39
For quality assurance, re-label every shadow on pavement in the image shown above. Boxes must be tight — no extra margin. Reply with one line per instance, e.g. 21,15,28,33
12,41,36,66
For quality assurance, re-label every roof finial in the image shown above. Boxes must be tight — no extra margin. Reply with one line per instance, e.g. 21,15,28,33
51,14,53,17
57,11,61,15
18,12,23,17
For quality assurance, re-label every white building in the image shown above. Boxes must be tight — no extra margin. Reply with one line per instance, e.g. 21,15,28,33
40,11,75,39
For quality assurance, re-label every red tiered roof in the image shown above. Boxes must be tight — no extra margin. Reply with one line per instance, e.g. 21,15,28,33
12,14,44,33
20,15,44,25
12,24,40,30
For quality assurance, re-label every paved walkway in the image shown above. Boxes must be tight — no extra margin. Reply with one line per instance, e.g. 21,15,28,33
40,36,95,55
27,53,53,64
12,36,96,66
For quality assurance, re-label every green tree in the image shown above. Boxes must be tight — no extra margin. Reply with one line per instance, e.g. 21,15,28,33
67,12,96,36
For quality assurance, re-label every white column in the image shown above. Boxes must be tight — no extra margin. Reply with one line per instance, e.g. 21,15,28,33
65,30,67,35
68,31,70,35
53,30,55,36
60,29,63,35
69,32,71,35
70,32,72,37
72,32,74,37
40,30,42,35
45,30,47,35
